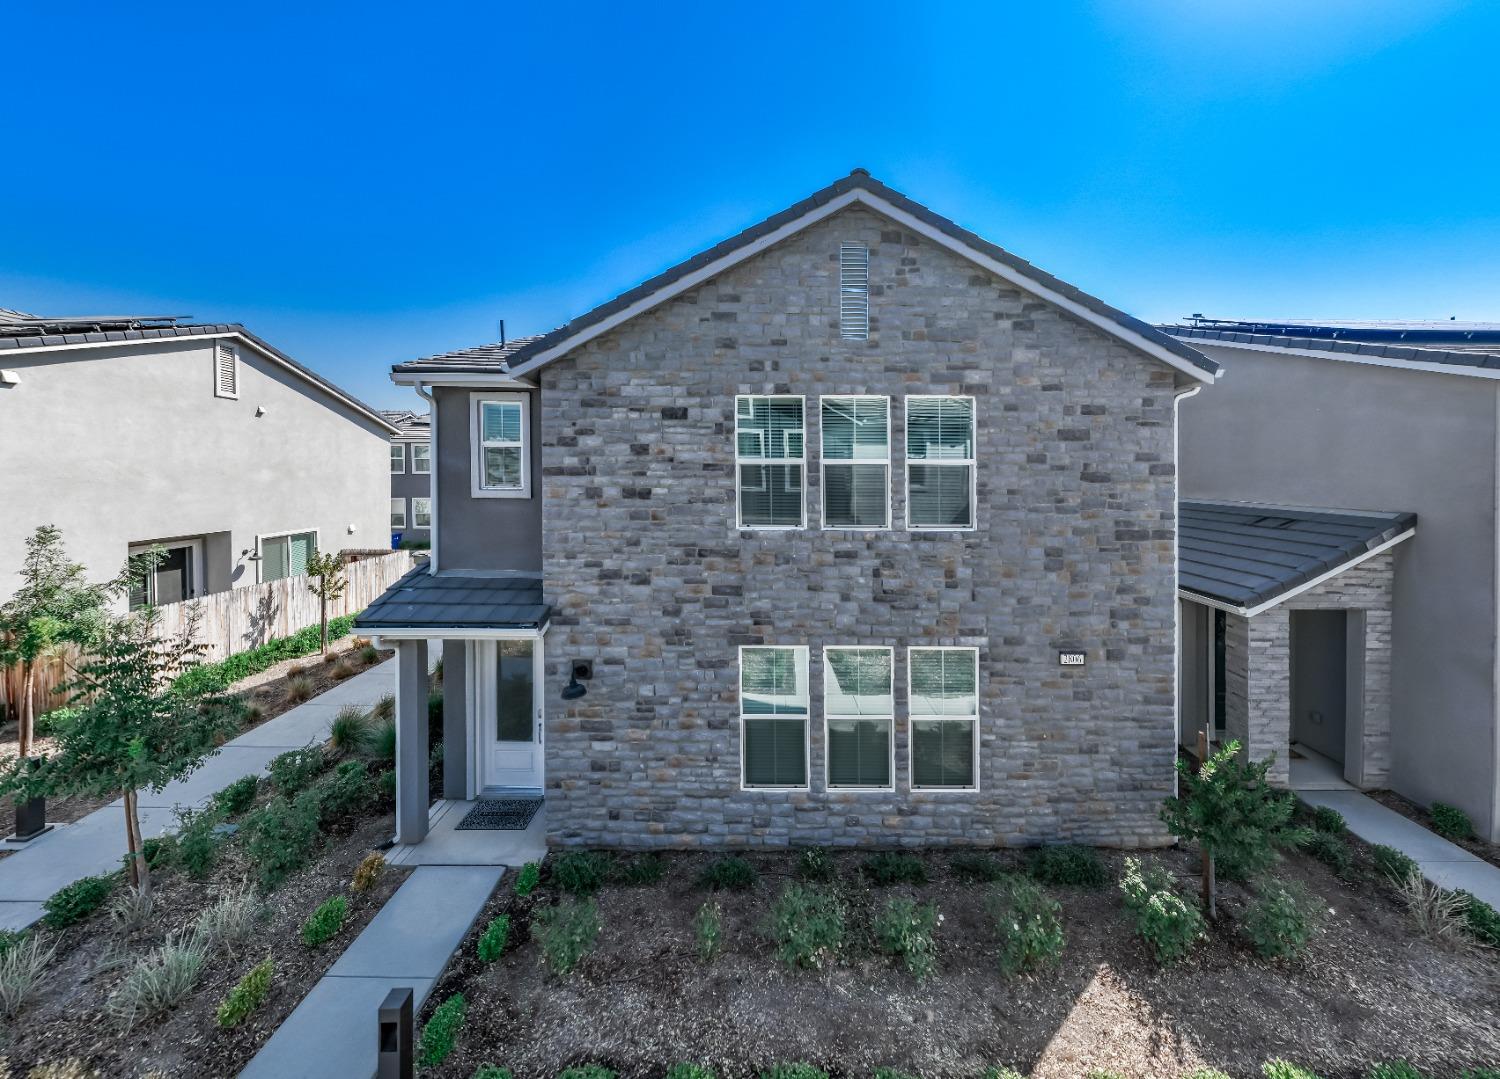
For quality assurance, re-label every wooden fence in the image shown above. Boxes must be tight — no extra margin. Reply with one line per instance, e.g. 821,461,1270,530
0,550,416,722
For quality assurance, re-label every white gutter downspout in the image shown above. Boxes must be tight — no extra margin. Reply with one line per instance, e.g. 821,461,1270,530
412,381,438,575
1173,382,1203,794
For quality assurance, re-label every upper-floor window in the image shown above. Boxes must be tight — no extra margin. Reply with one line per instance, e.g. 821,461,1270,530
839,243,869,340
214,342,239,399
909,646,979,790
740,645,809,788
821,396,889,529
412,497,432,528
906,396,975,530
824,646,894,790
390,443,406,474
472,393,530,499
735,395,804,529
411,443,431,475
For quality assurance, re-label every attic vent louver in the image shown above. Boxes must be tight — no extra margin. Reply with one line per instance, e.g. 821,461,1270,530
839,242,869,340
214,342,239,399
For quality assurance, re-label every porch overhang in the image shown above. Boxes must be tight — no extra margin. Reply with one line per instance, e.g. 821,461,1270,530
355,565,549,637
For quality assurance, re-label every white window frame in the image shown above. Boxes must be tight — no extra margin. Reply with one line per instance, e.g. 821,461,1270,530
471,391,531,499
903,395,977,532
390,442,406,474
820,395,891,531
390,498,407,529
213,342,239,400
738,644,811,791
410,442,431,475
907,645,981,792
411,497,432,528
255,527,320,584
823,645,895,792
126,537,205,606
734,394,806,530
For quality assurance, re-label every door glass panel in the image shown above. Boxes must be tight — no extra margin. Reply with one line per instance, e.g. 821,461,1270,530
497,640,534,742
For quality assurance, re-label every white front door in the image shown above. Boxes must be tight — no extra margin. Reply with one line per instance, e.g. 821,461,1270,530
475,638,545,792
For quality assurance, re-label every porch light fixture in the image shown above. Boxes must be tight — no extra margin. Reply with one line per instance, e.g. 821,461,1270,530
561,660,592,701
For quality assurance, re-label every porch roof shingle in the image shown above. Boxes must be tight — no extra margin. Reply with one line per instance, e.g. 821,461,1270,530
355,566,549,632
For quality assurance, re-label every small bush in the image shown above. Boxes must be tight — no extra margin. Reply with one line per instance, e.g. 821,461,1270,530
514,862,541,897
240,700,266,726
1263,1065,1323,1079
331,659,357,681
769,884,844,970
43,874,115,930
1399,874,1468,943
477,914,510,962
1184,1071,1232,1079
311,759,372,823
558,1067,616,1079
1300,830,1354,877
268,746,326,794
35,705,80,737
694,900,722,962
174,805,224,879
1025,844,1107,889
141,835,176,871
796,847,835,882
244,792,321,890
328,705,374,755
666,1065,716,1079
377,769,397,802
951,851,1007,883
611,852,665,886
1431,802,1474,840
0,933,57,1017
1456,889,1500,948
875,896,940,979
417,992,467,1068
285,674,315,703
301,895,349,948
533,898,600,975
872,1070,918,1079
353,852,386,893
553,850,611,894
1367,1065,1425,1079
109,887,157,933
105,930,209,1027
1310,805,1347,834
471,1068,513,1079
428,689,444,726
760,1066,829,1079
698,855,757,891
372,721,398,762
359,644,380,665
216,958,273,1028
990,875,1065,976
195,886,265,954
1370,844,1419,887
212,773,260,817
862,851,927,886
372,693,396,722
1119,857,1205,964
1242,879,1322,960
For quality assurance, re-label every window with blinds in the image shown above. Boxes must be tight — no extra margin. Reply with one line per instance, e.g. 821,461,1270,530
214,343,238,399
740,645,809,788
821,396,889,529
906,396,976,529
839,242,869,339
260,531,315,582
735,395,805,529
824,646,893,789
475,394,529,496
909,647,979,789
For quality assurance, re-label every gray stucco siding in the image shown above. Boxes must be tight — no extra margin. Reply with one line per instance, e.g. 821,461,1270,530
538,204,1184,849
432,385,542,572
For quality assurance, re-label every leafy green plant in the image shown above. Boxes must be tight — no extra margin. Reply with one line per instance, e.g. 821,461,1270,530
611,852,665,886
1183,1070,1231,1079
1456,889,1500,947
1119,857,1205,964
1370,844,1419,886
872,1070,918,1079
666,1065,717,1079
359,644,380,664
105,929,209,1027
698,855,757,891
194,886,265,954
989,875,1065,975
0,928,27,957
1299,830,1354,878
1430,802,1474,840
417,992,466,1067
1366,1065,1425,1079
310,759,372,823
216,958,273,1028
1262,1064,1323,1079
268,746,326,794
174,804,224,879
35,706,82,738
353,852,385,893
1309,805,1347,834
533,898,600,975
759,1065,829,1079
694,900,722,962
0,933,57,1018
875,896,940,979
980,1070,1025,1079
796,847,835,881
471,1067,513,1079
301,895,349,947
951,851,1007,882
43,874,115,929
1025,844,1107,889
552,850,612,894
477,914,510,962
303,547,350,655
212,773,260,817
244,792,322,889
1242,879,1322,960
558,1067,616,1079
769,884,845,969
862,851,927,886
372,721,398,763
328,705,374,756
173,613,361,697
514,861,541,897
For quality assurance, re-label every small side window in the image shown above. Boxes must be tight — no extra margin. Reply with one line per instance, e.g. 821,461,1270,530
411,443,431,474
472,393,531,498
390,443,406,474
390,498,407,529
214,343,239,399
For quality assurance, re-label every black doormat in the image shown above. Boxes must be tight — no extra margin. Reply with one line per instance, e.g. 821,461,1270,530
456,798,543,831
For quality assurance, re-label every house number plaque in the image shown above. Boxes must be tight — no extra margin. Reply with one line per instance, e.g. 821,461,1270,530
1058,651,1086,667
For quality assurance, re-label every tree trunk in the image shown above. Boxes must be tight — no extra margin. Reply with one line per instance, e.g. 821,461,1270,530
1196,729,1216,918
123,788,151,897
17,661,35,761
320,591,329,655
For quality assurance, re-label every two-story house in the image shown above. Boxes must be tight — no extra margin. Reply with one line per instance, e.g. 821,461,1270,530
357,171,1220,851
382,409,432,547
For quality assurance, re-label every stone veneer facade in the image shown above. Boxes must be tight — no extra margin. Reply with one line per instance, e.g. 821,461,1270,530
1222,551,1395,788
538,205,1187,849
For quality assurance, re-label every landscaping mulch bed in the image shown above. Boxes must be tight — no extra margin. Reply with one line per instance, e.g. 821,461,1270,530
1367,788,1500,871
423,843,1500,1079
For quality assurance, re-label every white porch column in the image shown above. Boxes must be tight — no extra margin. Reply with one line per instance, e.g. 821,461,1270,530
395,638,430,844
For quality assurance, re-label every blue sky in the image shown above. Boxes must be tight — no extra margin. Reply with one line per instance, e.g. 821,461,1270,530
3,1,1495,409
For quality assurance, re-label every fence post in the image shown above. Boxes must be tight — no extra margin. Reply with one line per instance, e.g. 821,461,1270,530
377,986,413,1079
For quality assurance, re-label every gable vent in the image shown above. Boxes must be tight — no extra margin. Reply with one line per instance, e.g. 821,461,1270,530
214,342,239,399
839,242,869,340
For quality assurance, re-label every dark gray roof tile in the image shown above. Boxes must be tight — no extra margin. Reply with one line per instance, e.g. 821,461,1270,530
355,566,549,631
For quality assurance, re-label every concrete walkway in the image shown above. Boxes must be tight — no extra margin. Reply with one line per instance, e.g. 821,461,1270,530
0,657,400,931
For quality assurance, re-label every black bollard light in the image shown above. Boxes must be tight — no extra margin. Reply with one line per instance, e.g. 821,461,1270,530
9,757,51,842
377,986,414,1079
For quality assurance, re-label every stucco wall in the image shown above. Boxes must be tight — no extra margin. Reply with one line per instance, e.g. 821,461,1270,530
0,337,391,604
432,385,542,572
537,204,1186,850
390,438,432,544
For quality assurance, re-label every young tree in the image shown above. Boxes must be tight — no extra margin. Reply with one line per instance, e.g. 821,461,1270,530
1160,739,1304,919
305,550,348,655
0,525,109,760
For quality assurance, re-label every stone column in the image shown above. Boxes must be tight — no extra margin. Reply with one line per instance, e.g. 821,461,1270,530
1357,608,1393,787
442,639,469,800
1247,609,1291,786
395,638,430,845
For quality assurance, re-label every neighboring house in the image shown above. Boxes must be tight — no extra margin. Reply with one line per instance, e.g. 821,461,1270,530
382,409,432,547
1168,317,1500,842
0,311,399,607
358,170,1221,851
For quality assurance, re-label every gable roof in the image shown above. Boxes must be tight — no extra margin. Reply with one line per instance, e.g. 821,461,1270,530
392,170,1219,383
1162,324,1500,375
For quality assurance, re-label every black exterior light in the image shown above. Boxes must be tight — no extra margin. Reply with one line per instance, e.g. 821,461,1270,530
561,660,592,701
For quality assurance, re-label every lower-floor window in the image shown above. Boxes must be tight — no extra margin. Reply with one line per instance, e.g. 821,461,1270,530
908,646,980,789
740,645,809,787
260,530,315,582
391,498,407,529
824,646,893,789
412,497,432,529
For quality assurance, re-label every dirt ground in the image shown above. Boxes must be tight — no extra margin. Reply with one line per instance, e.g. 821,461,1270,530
1367,789,1500,872
422,843,1500,1079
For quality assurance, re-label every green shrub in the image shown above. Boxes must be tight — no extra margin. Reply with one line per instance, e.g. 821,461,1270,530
377,769,397,802
1119,857,1205,964
990,875,1065,976
359,644,380,664
981,1071,1025,1079
417,992,466,1068
244,792,321,889
769,884,844,969
872,1070,918,1079
477,914,510,962
1456,889,1500,948
514,861,541,897
795,846,835,881
1025,844,1107,889
301,895,349,948
951,851,1007,883
1370,844,1419,886
328,705,374,755
105,929,209,1027
760,1065,828,1079
1310,805,1347,834
173,614,361,696
174,805,224,879
311,759,372,823
1431,802,1474,840
1367,1067,1425,1079
353,852,385,893
611,852,665,886
666,1065,716,1079
213,773,260,817
0,933,57,1018
372,721,398,763
694,900,722,962
534,898,600,975
35,706,80,738
268,746,326,794
698,855,757,891
558,1067,616,1079
552,850,611,894
1457,1071,1500,1079
215,958,272,1028
0,928,26,958
428,689,444,727
141,835,176,871
194,886,265,954
875,896,940,979
1184,1071,1232,1079
1242,879,1322,960
43,874,114,929
1300,830,1354,877
1262,1062,1323,1079
471,1067,513,1079
862,851,927,886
